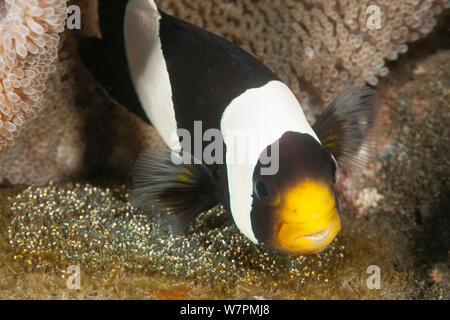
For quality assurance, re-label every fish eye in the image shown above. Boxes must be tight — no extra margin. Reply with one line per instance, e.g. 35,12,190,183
255,181,269,198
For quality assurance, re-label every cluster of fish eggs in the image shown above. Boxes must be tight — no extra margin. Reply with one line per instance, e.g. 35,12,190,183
7,182,344,289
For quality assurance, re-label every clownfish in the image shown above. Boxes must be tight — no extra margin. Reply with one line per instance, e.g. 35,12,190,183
81,0,380,255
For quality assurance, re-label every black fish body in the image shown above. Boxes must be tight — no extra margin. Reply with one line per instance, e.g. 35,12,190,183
82,0,381,255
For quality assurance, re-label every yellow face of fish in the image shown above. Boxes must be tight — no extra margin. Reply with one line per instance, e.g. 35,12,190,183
275,180,340,254
250,132,341,255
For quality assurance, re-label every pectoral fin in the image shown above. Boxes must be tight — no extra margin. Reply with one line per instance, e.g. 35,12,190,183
312,87,381,171
131,148,219,234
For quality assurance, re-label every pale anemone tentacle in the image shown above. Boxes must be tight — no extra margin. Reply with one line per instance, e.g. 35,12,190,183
0,0,69,148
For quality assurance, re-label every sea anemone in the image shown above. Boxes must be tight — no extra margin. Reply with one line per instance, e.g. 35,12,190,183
0,0,447,185
0,32,161,185
0,0,68,148
158,0,449,111
0,35,83,185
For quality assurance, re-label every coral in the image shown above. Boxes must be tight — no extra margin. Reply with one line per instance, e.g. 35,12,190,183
0,0,68,148
157,0,449,112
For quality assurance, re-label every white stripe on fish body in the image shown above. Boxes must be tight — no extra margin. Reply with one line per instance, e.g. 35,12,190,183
124,0,180,151
125,0,320,245
220,80,320,244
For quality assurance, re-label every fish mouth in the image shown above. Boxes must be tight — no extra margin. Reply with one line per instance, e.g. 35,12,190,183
302,226,334,242
275,216,341,254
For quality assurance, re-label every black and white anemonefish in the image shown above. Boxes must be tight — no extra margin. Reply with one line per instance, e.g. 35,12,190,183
82,0,380,255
